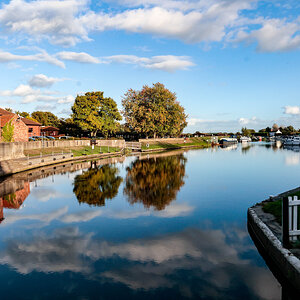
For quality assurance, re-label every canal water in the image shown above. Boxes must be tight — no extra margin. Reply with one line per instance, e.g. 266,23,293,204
0,143,299,299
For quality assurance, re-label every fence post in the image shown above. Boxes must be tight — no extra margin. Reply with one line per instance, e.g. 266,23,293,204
282,196,290,248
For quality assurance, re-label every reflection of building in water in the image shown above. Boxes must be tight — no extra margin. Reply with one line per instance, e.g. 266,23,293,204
0,181,30,223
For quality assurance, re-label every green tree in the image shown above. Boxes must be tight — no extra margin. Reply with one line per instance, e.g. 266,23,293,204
31,111,60,127
72,92,122,137
122,83,187,138
58,118,82,137
73,163,123,206
124,154,187,210
1,120,14,142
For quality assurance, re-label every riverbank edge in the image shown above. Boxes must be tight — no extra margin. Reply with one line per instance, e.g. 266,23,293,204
0,151,123,177
247,206,300,291
141,144,211,152
0,144,210,177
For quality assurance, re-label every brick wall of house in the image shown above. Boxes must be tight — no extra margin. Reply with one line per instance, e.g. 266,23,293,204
12,116,29,142
0,115,28,142
28,125,41,137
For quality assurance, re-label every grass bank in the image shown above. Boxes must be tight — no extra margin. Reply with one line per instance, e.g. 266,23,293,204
141,137,211,151
262,190,300,225
24,146,120,157
262,191,300,248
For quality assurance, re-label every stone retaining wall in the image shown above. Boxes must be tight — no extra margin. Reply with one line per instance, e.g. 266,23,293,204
0,139,125,161
248,207,300,291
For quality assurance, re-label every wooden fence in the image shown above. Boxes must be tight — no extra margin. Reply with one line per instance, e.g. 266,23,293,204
282,196,300,247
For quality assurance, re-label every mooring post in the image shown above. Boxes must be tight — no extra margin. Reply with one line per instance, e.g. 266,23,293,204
282,196,290,248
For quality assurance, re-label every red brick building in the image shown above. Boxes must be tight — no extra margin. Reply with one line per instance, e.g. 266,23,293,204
41,126,59,137
0,108,41,142
22,117,41,137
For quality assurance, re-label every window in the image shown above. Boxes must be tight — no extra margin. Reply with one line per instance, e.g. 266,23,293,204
28,128,33,133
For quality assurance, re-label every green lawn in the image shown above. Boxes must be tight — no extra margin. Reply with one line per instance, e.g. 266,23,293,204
71,146,120,157
141,138,211,150
24,146,120,157
262,192,300,247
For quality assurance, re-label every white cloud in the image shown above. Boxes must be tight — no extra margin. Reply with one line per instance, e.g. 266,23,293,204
186,116,267,132
56,51,101,64
0,49,65,68
105,55,194,72
28,74,65,88
0,0,90,46
236,18,300,52
0,0,299,54
83,1,254,44
57,95,74,104
55,51,195,71
0,84,39,99
238,116,257,125
0,82,75,105
284,105,300,115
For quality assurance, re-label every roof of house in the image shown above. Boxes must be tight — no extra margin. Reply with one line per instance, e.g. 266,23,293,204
0,108,41,127
21,117,41,126
0,114,15,128
41,126,59,131
0,108,14,115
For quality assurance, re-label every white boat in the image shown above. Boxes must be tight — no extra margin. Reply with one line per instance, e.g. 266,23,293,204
219,137,238,145
283,136,300,146
240,136,252,143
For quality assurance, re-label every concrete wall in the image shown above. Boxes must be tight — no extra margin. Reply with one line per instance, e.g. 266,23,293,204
248,208,300,291
0,142,25,160
0,139,125,161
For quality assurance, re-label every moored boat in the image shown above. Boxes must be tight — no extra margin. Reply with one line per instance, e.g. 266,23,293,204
219,137,238,145
240,136,252,143
283,136,300,146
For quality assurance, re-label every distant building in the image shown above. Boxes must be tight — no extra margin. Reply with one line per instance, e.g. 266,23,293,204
0,108,41,142
22,117,41,137
41,126,59,137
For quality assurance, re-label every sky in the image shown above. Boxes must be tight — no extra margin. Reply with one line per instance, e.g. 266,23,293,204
0,0,300,133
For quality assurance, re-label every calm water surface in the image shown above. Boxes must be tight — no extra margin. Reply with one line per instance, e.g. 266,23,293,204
0,143,300,299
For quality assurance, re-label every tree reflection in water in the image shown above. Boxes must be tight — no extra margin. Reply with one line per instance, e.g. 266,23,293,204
73,163,123,206
124,155,187,210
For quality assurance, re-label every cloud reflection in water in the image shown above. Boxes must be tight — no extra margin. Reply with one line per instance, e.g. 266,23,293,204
0,226,280,299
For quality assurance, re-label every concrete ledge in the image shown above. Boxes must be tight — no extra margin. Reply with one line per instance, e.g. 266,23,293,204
248,207,300,291
0,152,123,177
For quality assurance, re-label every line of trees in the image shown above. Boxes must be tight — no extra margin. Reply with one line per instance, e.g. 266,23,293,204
6,83,188,139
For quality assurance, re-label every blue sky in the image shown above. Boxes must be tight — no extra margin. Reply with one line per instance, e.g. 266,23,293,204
0,0,300,132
